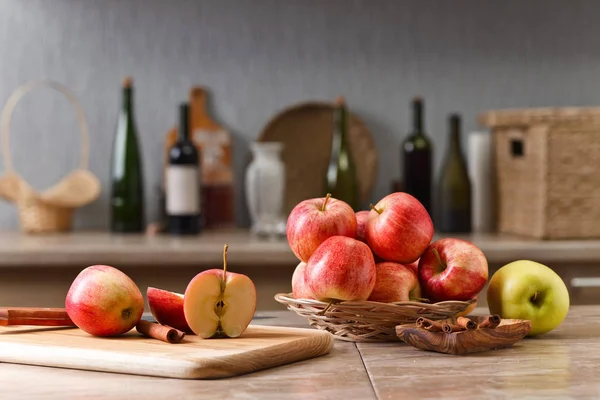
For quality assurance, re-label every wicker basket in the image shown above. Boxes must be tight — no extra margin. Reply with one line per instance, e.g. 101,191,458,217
479,107,600,239
0,80,101,233
274,293,476,342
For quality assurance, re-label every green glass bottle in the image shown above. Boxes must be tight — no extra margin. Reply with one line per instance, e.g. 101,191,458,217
110,77,145,232
324,96,360,211
437,114,472,233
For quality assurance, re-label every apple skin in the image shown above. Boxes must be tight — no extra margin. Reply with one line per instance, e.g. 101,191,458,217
147,287,193,333
487,260,570,336
405,258,419,276
291,262,314,299
305,236,376,301
355,210,370,243
368,262,422,303
65,265,145,337
184,268,257,339
366,192,434,264
286,194,357,263
418,238,488,302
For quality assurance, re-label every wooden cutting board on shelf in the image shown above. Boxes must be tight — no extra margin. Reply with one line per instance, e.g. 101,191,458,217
0,324,333,379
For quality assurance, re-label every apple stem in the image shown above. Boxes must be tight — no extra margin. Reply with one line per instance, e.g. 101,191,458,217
321,193,332,211
369,203,383,214
431,248,446,270
531,291,539,303
319,300,335,315
222,244,229,283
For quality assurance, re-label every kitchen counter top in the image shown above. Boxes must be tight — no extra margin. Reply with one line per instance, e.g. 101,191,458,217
1,306,597,399
2,229,600,268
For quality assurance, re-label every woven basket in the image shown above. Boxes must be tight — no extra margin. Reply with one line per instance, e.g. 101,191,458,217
479,107,600,239
0,80,101,233
274,293,476,342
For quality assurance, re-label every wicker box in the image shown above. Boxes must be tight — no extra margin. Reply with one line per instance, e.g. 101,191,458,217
479,107,600,240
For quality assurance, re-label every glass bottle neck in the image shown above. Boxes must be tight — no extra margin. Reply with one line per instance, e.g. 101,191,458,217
413,99,423,134
122,87,133,113
334,102,348,146
449,115,461,152
179,104,190,142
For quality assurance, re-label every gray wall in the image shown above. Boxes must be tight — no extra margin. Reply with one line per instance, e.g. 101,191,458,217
0,0,598,230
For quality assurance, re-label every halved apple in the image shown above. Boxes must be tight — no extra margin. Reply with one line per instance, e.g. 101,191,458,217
147,286,193,333
183,244,257,338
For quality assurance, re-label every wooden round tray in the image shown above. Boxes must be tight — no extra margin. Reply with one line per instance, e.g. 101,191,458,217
257,101,378,215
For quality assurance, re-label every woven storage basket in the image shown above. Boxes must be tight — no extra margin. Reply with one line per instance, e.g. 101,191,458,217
479,107,600,239
274,293,476,342
0,80,101,233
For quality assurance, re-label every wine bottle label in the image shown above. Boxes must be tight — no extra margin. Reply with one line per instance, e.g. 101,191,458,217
166,165,200,215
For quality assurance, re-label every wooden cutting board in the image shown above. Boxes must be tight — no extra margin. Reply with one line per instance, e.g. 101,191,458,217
0,324,333,379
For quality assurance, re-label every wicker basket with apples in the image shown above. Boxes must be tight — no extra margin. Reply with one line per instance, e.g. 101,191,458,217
275,192,488,342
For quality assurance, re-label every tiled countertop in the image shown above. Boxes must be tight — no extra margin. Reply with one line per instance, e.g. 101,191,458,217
0,306,596,399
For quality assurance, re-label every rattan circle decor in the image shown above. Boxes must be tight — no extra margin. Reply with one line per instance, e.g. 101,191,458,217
274,293,477,342
257,101,378,215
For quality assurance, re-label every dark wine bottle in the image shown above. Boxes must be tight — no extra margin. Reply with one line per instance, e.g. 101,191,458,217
324,96,360,211
402,97,433,213
166,103,201,235
437,114,472,233
110,77,145,232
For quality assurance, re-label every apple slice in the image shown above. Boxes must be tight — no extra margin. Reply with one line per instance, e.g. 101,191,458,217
147,287,193,333
184,244,257,339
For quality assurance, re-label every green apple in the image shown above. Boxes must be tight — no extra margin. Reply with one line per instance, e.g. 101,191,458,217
487,260,569,337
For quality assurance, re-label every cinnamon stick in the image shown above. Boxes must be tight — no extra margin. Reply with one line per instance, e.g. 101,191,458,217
0,307,75,327
136,320,186,344
478,314,501,329
442,322,467,333
456,316,477,330
417,317,445,332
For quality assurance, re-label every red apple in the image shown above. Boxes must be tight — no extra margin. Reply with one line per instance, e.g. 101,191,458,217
305,236,376,301
418,238,488,302
366,192,434,264
291,262,314,299
147,287,193,333
286,193,357,262
368,262,422,303
184,244,257,338
405,259,419,276
65,265,144,337
355,210,370,243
